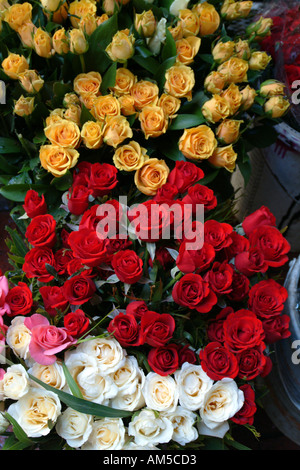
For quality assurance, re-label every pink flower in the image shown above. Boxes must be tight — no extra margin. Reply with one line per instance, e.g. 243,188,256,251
0,275,10,316
24,314,76,365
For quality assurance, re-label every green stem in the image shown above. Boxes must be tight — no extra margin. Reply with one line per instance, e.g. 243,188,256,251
162,270,183,294
79,54,86,73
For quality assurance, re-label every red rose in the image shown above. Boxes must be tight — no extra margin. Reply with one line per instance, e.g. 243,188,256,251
5,282,33,316
111,249,143,284
140,311,175,347
151,246,174,270
223,231,250,261
285,64,300,88
199,341,239,381
107,312,142,347
148,343,179,376
227,271,250,302
237,343,267,380
223,309,265,354
63,309,90,338
204,261,233,295
172,273,217,313
23,190,47,218
204,220,233,251
235,247,268,277
167,160,204,194
68,228,108,268
39,285,69,316
249,225,290,268
89,162,118,197
61,229,71,248
128,200,174,243
262,314,291,344
176,241,215,274
67,185,92,216
231,384,257,426
207,307,234,343
23,247,56,283
242,206,276,237
248,279,288,319
178,344,197,366
54,249,75,276
62,273,96,305
153,182,179,203
182,184,217,213
25,214,56,248
80,201,122,232
126,300,148,321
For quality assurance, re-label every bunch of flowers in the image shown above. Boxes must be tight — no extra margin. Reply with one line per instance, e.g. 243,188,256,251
0,0,292,451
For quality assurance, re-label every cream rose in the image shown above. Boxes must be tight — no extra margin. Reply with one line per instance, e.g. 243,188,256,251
82,418,126,450
6,317,32,362
142,372,179,412
56,408,93,448
128,408,173,446
0,364,30,400
7,387,61,437
162,406,198,446
174,363,213,410
28,361,66,390
75,336,126,375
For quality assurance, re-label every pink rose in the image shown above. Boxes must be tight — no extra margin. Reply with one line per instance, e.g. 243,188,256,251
24,314,76,365
0,275,10,316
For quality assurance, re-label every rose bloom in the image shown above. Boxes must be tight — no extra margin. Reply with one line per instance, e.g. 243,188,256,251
23,190,47,218
130,79,159,110
158,93,181,118
194,1,220,36
33,27,53,59
178,124,217,161
168,160,204,193
204,219,233,251
111,249,143,284
176,36,201,65
68,0,97,27
64,104,81,126
139,105,168,139
223,309,265,354
14,96,34,117
52,28,70,54
28,361,66,390
2,53,29,79
176,241,215,274
102,115,133,148
240,84,256,110
5,282,33,317
134,157,170,196
242,206,276,236
218,57,249,84
118,94,136,116
105,29,135,63
6,316,32,361
110,377,145,412
178,8,200,36
3,2,32,31
212,41,235,64
172,273,217,313
162,406,198,446
128,408,173,447
260,80,285,97
23,247,56,283
62,272,96,305
234,38,251,60
202,94,231,123
141,311,175,347
264,96,290,118
199,342,239,381
248,279,288,319
110,67,137,96
0,364,29,401
7,388,61,438
113,140,148,172
142,372,179,413
231,384,257,426
74,71,102,96
249,225,290,267
209,144,238,172
174,362,213,410
164,64,195,100
67,185,92,215
221,83,243,114
107,312,142,348
109,355,145,396
82,417,126,450
249,51,272,71
204,71,227,94
17,21,37,48
25,214,56,248
92,95,121,122
148,343,179,376
216,119,242,144
76,336,126,375
39,285,68,316
56,407,93,448
44,119,81,148
18,69,44,94
39,145,80,177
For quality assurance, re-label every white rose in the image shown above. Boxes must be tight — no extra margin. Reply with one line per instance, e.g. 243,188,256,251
82,418,125,450
7,387,61,438
76,336,126,375
162,406,198,446
109,356,145,395
199,379,244,437
6,317,32,362
122,439,160,450
170,0,189,16
128,408,173,446
142,372,178,412
0,364,30,400
147,18,167,55
28,360,66,390
56,407,93,448
174,362,213,410
111,381,145,411
64,350,118,405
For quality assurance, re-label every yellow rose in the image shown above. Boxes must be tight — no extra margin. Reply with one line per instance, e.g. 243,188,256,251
79,93,98,110
52,28,70,55
45,108,65,127
79,14,97,36
113,141,149,171
50,4,68,24
208,145,238,172
40,0,61,12
135,10,156,38
63,93,81,108
34,28,53,59
260,80,285,97
14,96,35,117
178,9,200,37
238,1,253,18
18,70,44,94
81,120,104,149
249,51,271,70
105,29,135,63
2,53,29,79
168,22,184,41
68,0,97,28
17,22,36,48
39,145,80,177
202,95,231,123
64,104,81,125
96,14,109,26
69,28,88,55
212,41,235,64
221,83,242,114
164,64,195,101
234,39,251,60
134,158,170,196
138,105,168,139
175,36,201,65
44,119,81,148
73,71,102,97
92,94,121,121
130,79,159,110
118,94,136,117
158,93,181,118
110,67,137,96
102,115,133,148
193,2,220,37
218,57,248,83
3,2,32,31
216,119,243,144
240,85,256,110
246,17,273,39
264,96,290,118
178,124,217,160
204,71,227,94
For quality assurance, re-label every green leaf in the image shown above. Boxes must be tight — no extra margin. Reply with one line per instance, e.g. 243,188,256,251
0,184,49,202
100,61,117,95
154,55,177,90
132,55,160,74
169,113,206,130
28,373,132,418
0,155,19,174
2,435,32,451
4,413,34,446
0,137,21,154
161,28,177,62
51,170,73,191
85,14,118,73
5,225,28,258
62,362,84,399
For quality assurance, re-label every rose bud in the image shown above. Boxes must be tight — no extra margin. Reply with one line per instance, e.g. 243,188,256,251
249,51,272,71
260,80,285,97
134,10,156,37
14,95,35,117
212,41,235,64
69,28,88,55
264,96,290,118
33,27,53,59
23,190,47,218
216,119,243,144
105,29,135,63
18,69,44,94
67,185,92,216
52,28,70,55
204,71,227,94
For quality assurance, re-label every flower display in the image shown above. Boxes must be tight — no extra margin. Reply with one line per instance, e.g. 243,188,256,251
0,0,292,452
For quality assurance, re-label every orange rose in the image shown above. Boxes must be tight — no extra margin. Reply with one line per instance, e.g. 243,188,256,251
39,145,80,177
81,120,104,149
221,83,243,115
176,36,201,65
218,57,249,84
33,28,53,59
130,80,159,110
178,9,200,37
14,96,34,117
2,53,29,79
138,105,168,139
193,2,220,36
73,71,102,97
118,94,136,117
44,119,81,148
164,64,195,101
216,119,243,144
3,2,32,31
52,28,70,55
102,115,133,148
178,124,217,160
113,141,149,171
209,145,238,172
92,94,121,121
134,158,170,196
110,67,137,96
158,93,181,118
202,95,231,123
